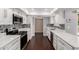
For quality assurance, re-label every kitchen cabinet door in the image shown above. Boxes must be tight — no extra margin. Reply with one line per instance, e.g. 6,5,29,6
0,8,13,25
50,16,55,24
55,13,65,24
57,41,73,50
5,9,13,24
0,9,5,24
53,34,73,50
23,16,27,24
8,41,20,50
57,36,73,50
48,31,50,40
53,34,58,49
4,37,20,50
57,41,65,50
53,38,57,49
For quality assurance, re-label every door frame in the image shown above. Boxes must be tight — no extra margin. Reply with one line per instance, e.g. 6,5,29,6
34,16,43,34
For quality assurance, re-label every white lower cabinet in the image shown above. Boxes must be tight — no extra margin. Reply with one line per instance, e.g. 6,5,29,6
9,42,20,50
1,37,20,50
53,34,57,49
57,40,73,50
57,41,65,50
47,29,50,40
53,39,57,49
0,48,5,50
53,34,73,50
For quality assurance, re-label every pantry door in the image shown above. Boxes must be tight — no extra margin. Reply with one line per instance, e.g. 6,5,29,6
35,17,43,33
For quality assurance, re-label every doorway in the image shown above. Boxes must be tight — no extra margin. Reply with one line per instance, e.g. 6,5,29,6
35,16,43,34
78,14,79,32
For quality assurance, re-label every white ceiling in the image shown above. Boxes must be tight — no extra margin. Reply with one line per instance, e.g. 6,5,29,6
22,8,57,15
26,8,54,13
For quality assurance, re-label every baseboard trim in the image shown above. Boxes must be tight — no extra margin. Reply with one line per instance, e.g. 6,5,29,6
35,32,43,34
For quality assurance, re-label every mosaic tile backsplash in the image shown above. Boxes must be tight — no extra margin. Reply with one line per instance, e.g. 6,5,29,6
47,24,65,30
0,24,30,33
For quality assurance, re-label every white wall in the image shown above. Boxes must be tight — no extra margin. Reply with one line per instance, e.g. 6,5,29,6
65,9,77,35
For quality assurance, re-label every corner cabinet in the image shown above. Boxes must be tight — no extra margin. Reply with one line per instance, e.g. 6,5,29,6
53,34,73,50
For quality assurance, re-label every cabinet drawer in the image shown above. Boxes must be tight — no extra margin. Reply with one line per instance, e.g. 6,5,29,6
9,42,20,50
57,37,73,50
4,39,19,49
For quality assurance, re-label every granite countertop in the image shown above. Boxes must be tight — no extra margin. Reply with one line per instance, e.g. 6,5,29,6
18,28,30,31
47,28,79,49
0,33,20,48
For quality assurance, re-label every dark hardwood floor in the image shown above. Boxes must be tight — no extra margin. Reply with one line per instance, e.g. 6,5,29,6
24,33,55,50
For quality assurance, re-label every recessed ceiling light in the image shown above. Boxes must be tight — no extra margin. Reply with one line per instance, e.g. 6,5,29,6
45,8,48,11
51,8,58,14
31,8,34,11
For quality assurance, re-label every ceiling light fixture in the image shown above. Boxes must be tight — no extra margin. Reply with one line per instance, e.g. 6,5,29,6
51,8,58,14
20,8,29,14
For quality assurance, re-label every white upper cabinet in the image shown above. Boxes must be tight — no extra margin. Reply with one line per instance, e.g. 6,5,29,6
0,8,13,25
22,16,29,24
23,16,26,24
6,9,13,24
0,8,28,25
0,9,4,24
27,16,32,24
50,16,55,24
55,13,65,24
54,9,65,25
